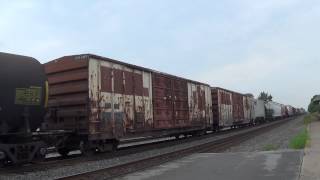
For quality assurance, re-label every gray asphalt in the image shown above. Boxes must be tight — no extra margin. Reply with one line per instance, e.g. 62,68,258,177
117,150,303,180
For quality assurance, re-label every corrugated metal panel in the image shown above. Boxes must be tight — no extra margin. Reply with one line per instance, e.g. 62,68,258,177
232,92,244,122
152,73,190,128
188,83,209,127
204,86,213,127
47,68,88,84
89,58,153,140
211,88,233,127
211,89,219,127
45,56,88,74
173,79,189,127
152,73,174,129
49,81,88,96
44,56,89,132
47,93,88,107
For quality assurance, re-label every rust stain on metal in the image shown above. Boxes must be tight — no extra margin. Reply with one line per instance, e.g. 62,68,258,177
211,87,233,127
44,56,89,132
45,54,214,142
232,92,244,122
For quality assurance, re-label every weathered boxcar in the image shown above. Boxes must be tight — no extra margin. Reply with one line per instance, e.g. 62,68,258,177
211,88,255,129
243,94,255,124
254,99,266,123
232,91,244,125
43,54,212,154
211,87,233,129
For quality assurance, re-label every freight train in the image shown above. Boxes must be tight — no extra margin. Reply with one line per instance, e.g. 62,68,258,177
0,52,305,165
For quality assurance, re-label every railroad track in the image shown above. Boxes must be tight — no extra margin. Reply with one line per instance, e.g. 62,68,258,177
58,118,293,180
0,121,252,174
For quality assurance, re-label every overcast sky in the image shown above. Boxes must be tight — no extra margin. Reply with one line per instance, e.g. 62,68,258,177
0,0,319,109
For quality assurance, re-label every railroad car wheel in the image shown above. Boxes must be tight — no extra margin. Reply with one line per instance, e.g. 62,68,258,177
58,148,70,157
199,130,206,136
80,141,95,156
112,140,119,152
36,146,47,161
97,142,117,153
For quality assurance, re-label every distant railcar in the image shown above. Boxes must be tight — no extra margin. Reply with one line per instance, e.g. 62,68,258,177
211,87,255,129
286,105,294,117
232,92,244,125
43,54,213,155
281,104,287,118
265,101,282,120
254,99,266,123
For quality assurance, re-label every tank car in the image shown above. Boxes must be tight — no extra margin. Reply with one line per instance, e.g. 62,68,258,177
0,52,47,165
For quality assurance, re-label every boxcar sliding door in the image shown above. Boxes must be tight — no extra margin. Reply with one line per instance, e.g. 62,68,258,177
89,59,153,140
152,73,189,129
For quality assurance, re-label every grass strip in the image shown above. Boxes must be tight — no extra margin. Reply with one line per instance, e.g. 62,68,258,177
289,128,309,149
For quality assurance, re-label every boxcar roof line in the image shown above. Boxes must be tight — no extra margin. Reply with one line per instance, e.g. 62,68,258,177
50,53,211,86
211,87,251,97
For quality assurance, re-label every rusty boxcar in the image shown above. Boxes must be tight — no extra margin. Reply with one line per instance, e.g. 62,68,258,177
243,94,255,124
211,87,255,129
43,54,212,155
211,87,233,129
231,91,245,125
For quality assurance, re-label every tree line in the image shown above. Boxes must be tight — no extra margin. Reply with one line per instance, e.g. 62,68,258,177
308,95,320,113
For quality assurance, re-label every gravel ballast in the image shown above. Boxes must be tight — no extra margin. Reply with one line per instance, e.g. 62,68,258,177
225,115,305,152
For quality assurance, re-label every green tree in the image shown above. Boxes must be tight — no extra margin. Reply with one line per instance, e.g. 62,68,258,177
258,91,273,102
308,95,320,113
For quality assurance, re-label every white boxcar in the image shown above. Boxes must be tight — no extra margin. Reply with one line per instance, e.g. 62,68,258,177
265,101,282,119
254,99,265,121
286,105,294,116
